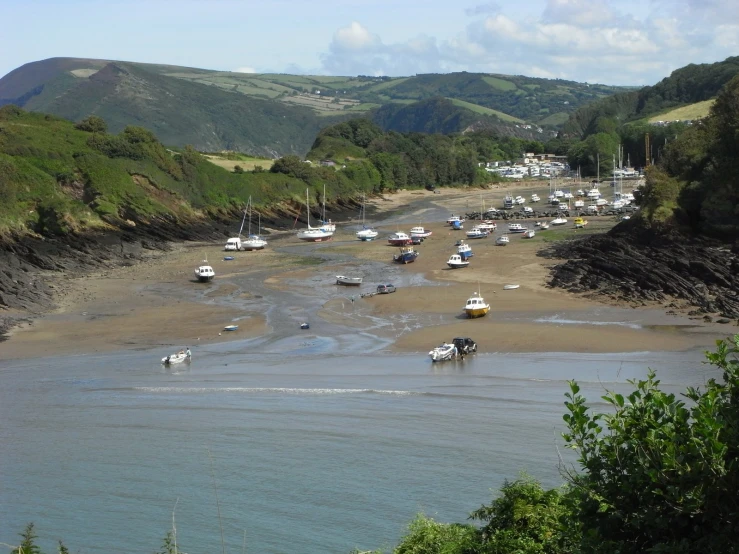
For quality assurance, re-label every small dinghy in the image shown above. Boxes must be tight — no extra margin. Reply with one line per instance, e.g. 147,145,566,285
300,322,310,330
223,256,235,261
223,325,239,331
503,284,520,290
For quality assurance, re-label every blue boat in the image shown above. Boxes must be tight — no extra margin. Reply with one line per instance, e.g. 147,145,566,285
223,256,235,261
393,247,419,264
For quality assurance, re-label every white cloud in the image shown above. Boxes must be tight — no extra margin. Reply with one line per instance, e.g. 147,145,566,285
318,0,739,85
233,66,256,73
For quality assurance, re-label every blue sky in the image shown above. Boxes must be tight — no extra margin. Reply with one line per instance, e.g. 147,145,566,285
2,0,737,85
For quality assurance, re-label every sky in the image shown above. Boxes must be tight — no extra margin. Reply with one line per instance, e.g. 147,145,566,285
1,0,738,86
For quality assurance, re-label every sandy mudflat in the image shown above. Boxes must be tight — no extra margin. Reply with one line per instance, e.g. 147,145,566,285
0,185,732,361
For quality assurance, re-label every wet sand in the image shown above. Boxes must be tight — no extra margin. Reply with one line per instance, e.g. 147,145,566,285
1,186,731,360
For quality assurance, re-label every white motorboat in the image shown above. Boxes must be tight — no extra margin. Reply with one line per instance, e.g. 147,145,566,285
194,262,215,282
446,215,465,225
336,275,363,286
508,223,527,233
514,195,525,205
539,222,549,229
574,199,585,208
297,188,334,242
410,226,432,239
523,229,536,238
457,240,473,259
464,291,490,319
587,187,601,200
523,206,533,214
530,194,540,203
162,349,191,365
554,189,564,198
429,343,459,362
496,235,509,245
447,254,470,269
503,284,520,290
388,232,412,246
550,217,568,226
466,226,488,239
477,220,497,232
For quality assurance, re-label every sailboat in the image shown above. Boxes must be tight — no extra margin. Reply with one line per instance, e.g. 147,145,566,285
241,198,268,251
318,184,335,233
356,193,378,241
297,188,334,242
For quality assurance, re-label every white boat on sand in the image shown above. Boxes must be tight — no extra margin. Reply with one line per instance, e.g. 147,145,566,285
297,188,334,242
410,226,432,239
464,291,490,319
447,254,470,269
550,217,568,226
194,261,215,282
495,235,509,245
336,275,363,286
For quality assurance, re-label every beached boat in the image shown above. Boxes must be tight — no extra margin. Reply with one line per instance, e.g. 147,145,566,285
477,221,497,232
161,348,191,365
503,284,520,290
297,189,334,242
446,215,465,225
300,322,310,330
530,193,540,203
336,275,363,286
194,261,215,282
429,343,459,362
457,240,473,259
410,226,432,239
574,217,588,228
223,325,238,331
388,232,413,246
523,229,536,238
508,223,527,233
356,194,378,241
464,291,490,319
574,199,585,208
503,195,514,209
495,235,509,245
240,198,268,250
393,247,419,264
447,254,470,269
318,185,335,233
466,226,488,239
539,222,549,230
550,217,568,226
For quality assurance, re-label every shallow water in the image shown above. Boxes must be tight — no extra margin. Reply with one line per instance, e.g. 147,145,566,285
0,345,720,554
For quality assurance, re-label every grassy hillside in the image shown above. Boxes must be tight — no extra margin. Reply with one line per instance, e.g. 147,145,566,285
647,99,715,123
561,56,739,139
0,58,630,152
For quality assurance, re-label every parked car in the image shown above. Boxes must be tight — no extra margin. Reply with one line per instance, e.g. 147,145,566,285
376,284,397,294
452,337,477,355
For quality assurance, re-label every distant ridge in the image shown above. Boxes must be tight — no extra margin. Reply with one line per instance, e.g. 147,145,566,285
0,57,629,154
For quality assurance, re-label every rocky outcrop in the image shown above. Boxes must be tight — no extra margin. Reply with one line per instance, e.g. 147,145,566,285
541,223,739,319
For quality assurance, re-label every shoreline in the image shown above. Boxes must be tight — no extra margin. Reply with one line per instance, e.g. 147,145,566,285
1,187,734,362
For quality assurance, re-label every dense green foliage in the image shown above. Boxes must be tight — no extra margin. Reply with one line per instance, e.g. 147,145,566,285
559,56,739,176
14,336,738,553
633,75,739,239
308,118,545,190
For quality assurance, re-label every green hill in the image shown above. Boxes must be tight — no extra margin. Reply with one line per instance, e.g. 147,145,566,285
561,56,739,139
0,58,629,155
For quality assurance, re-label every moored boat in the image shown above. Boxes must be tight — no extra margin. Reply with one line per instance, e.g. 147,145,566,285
410,226,432,239
336,275,363,286
523,229,536,238
457,240,473,259
574,217,588,228
297,188,334,242
508,223,527,233
550,217,568,226
464,291,490,319
466,226,488,239
393,247,419,264
447,254,470,269
194,262,215,282
477,221,497,232
495,235,509,245
161,348,191,365
388,232,413,246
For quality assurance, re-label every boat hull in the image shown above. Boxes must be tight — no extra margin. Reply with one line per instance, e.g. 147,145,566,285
336,276,363,286
465,308,490,318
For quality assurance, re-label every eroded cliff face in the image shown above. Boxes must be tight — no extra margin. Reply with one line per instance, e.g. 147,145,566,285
542,221,739,321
